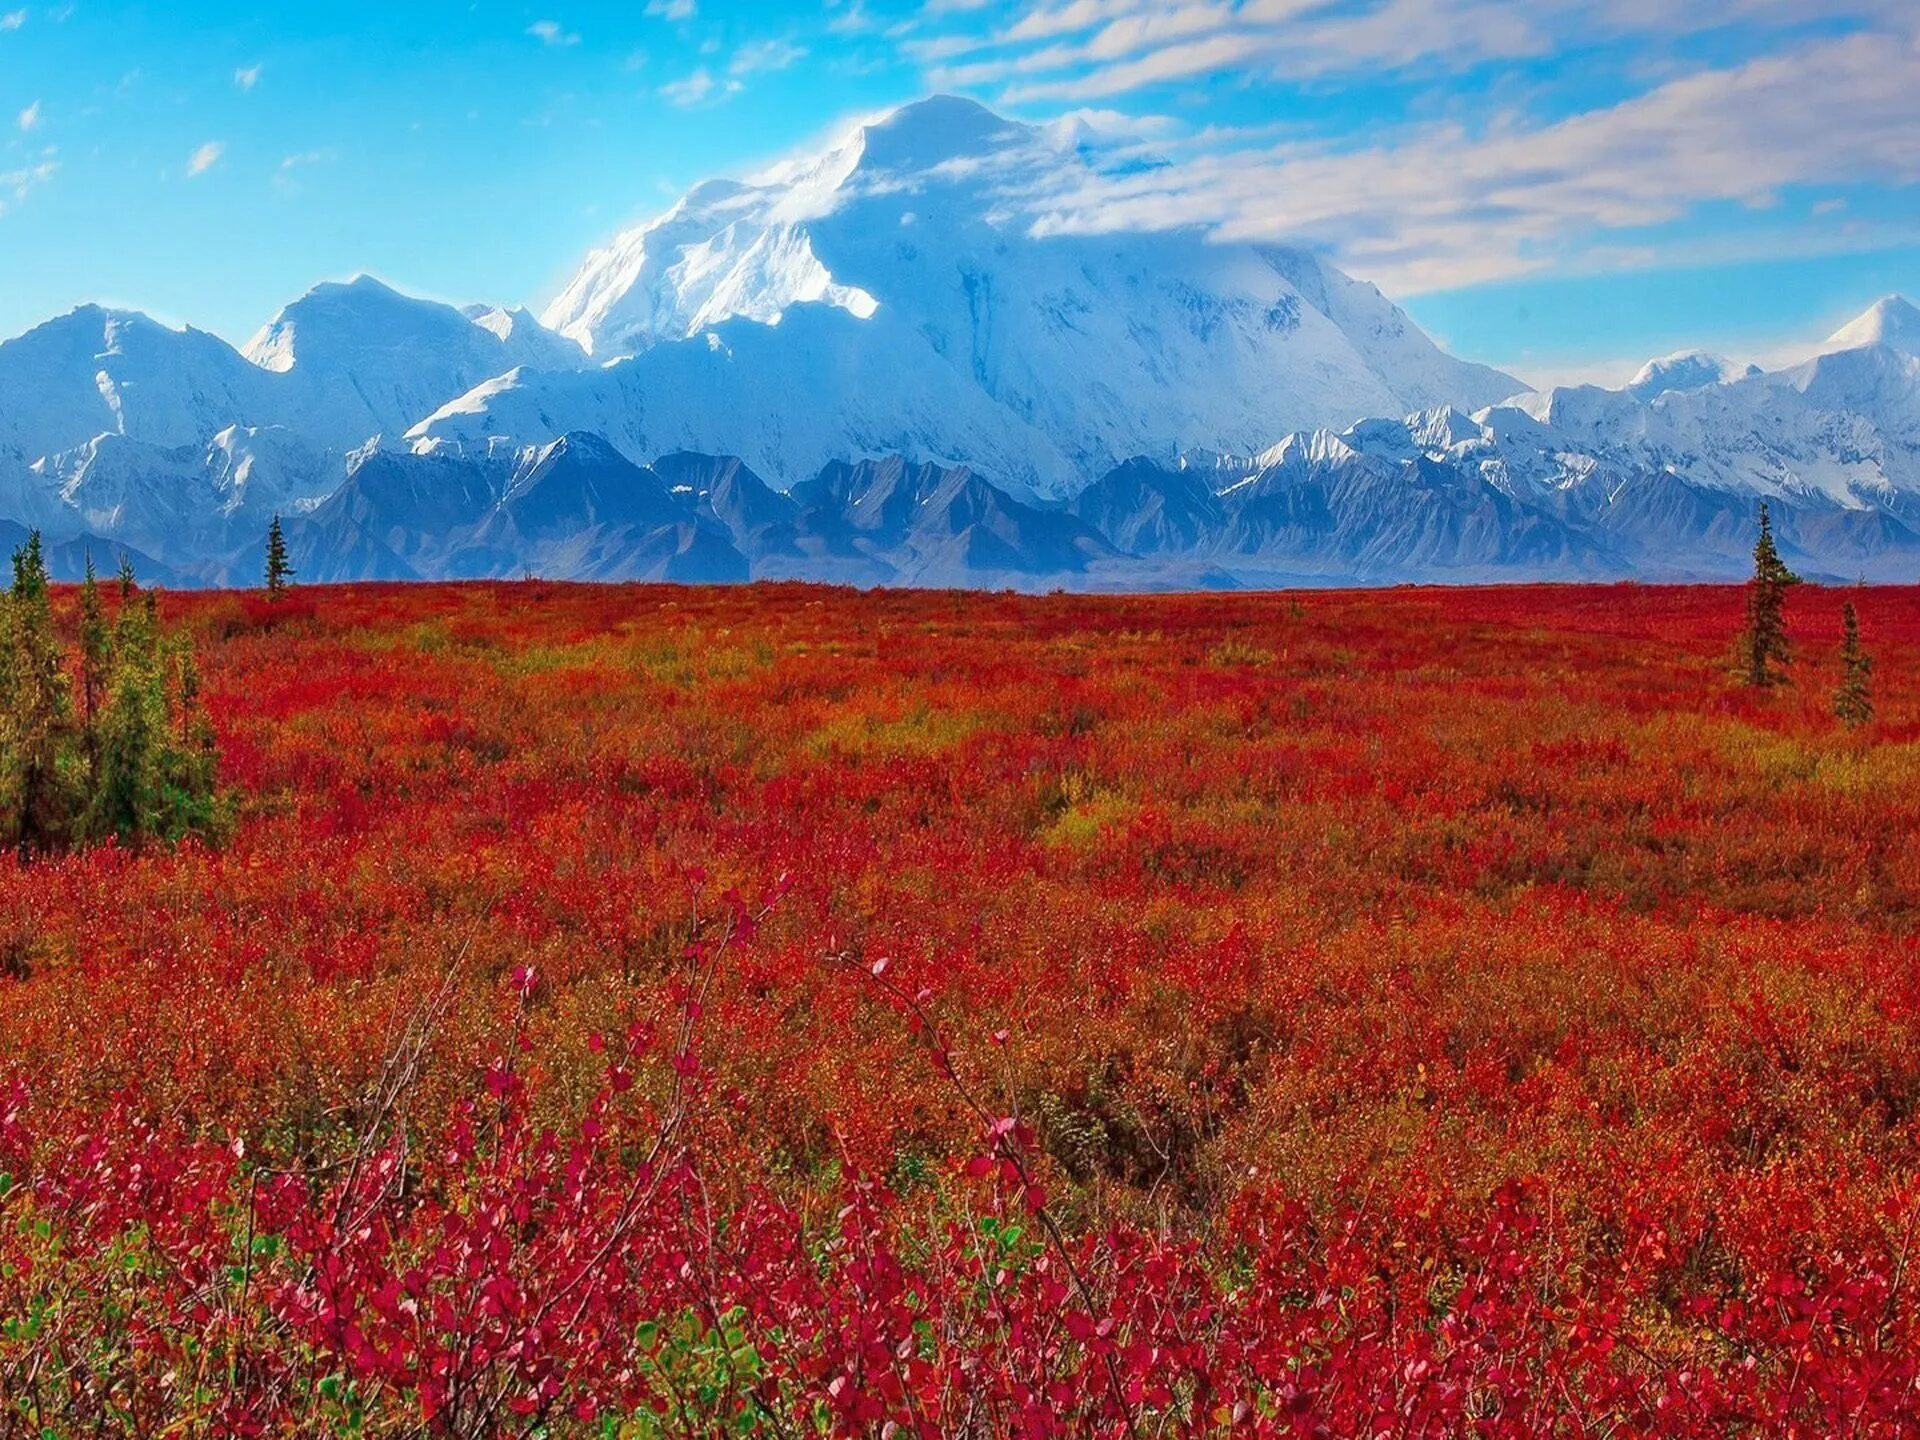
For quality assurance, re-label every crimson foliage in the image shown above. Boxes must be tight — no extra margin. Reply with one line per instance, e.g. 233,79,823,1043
1,580,1917,1435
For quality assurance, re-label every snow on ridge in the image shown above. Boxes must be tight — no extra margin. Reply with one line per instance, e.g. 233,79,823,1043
1627,351,1761,399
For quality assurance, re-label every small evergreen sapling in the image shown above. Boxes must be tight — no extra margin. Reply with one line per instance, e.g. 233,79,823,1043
1835,602,1874,729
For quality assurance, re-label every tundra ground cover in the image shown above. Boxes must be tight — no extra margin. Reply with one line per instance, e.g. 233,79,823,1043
2,579,1919,1435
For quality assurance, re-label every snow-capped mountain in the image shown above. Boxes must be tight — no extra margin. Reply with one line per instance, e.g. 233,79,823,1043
243,276,586,448
0,307,280,463
1,92,1918,588
0,281,585,467
0,277,589,576
1485,308,1920,512
415,95,1521,492
12,287,1920,589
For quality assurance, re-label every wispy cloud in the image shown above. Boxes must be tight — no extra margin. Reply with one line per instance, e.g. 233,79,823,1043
234,63,263,90
186,141,225,177
0,10,24,31
919,0,1913,100
17,99,39,131
730,38,806,76
0,155,56,216
272,148,337,192
659,66,743,107
527,19,581,47
825,0,877,35
1006,28,1920,294
644,0,696,20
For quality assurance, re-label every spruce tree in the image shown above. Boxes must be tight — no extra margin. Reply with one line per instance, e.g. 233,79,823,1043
87,573,168,844
2,534,81,853
1739,503,1801,687
0,570,12,843
161,634,222,840
78,554,110,785
0,541,219,856
1835,602,1874,729
265,516,294,599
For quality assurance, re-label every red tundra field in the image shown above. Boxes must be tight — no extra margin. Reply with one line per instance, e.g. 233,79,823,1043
4,580,1920,1437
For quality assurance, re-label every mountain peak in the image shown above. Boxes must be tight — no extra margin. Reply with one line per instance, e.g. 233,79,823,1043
286,274,424,313
850,95,1028,176
34,303,177,338
536,430,628,468
1627,350,1760,398
1826,295,1920,355
337,272,402,295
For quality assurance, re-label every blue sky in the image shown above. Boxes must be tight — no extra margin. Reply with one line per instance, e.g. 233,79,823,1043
1,0,1917,385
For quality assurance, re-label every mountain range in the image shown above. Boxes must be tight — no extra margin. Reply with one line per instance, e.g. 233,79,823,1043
3,95,1919,589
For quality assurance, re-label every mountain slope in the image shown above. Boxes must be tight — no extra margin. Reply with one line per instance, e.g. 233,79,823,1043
411,301,1082,490
0,519,184,586
1071,458,1226,555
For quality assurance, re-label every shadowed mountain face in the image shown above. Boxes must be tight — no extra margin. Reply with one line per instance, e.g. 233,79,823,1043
268,426,1920,591
1072,459,1227,557
775,456,1119,587
283,434,748,587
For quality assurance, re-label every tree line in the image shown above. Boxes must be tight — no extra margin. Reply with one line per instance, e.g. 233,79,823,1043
0,536,222,856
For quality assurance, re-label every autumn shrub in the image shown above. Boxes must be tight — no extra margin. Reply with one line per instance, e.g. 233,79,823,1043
0,578,1916,1433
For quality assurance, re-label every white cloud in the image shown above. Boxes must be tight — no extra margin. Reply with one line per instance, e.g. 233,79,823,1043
17,99,38,131
644,0,696,19
234,64,263,90
0,155,56,216
826,0,877,35
1006,28,1920,294
922,0,1912,99
527,19,581,47
272,149,337,192
186,141,225,177
730,38,806,76
0,10,24,31
660,66,740,107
